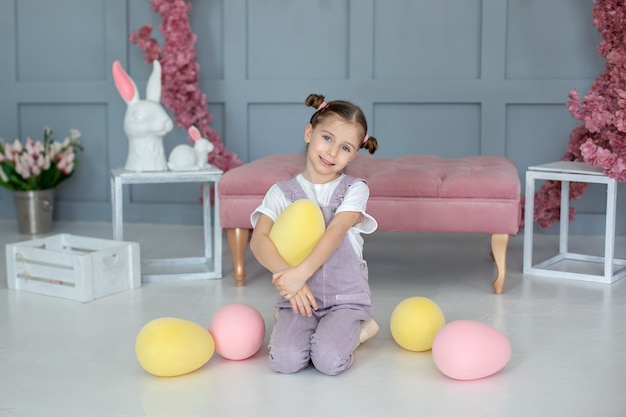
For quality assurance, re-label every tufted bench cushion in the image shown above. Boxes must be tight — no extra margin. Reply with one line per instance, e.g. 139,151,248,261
218,154,521,293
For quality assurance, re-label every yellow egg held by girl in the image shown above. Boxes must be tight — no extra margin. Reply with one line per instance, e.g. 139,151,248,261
269,199,325,266
135,317,215,377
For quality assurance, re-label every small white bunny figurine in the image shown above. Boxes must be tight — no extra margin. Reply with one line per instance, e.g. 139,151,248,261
167,126,215,171
112,60,173,171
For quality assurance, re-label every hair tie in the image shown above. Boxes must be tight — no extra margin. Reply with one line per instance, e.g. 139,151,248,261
317,101,328,111
363,134,369,144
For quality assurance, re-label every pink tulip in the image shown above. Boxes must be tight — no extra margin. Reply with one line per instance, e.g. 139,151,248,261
11,139,23,153
0,129,81,191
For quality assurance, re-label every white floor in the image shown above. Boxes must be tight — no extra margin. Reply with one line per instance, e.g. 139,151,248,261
1,220,625,417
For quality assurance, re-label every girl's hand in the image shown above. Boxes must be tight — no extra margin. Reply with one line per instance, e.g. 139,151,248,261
286,284,318,316
272,269,318,316
272,266,310,297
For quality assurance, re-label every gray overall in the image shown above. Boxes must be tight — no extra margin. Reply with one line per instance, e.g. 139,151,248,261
268,175,373,376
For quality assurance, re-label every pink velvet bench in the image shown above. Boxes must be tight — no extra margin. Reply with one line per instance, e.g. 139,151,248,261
218,154,521,294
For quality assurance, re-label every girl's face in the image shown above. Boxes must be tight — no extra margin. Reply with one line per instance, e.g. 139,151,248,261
303,115,363,184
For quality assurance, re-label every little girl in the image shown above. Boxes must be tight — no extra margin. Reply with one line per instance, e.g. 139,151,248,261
250,94,380,376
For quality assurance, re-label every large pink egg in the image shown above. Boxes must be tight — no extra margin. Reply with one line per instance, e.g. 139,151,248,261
432,320,511,380
209,303,266,360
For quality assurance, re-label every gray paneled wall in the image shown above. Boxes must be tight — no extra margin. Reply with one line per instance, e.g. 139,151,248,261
0,0,618,234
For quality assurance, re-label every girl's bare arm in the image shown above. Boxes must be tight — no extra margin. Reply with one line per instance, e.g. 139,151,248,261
250,213,290,273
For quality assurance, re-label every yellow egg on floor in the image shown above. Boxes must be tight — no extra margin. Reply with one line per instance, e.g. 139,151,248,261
390,296,446,352
135,317,215,377
269,199,325,266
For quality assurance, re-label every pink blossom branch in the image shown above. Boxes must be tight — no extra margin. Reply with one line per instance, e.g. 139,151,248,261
530,0,626,228
129,0,241,172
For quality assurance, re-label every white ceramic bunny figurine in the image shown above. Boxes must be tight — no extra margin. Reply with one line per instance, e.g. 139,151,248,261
167,126,215,171
112,60,173,171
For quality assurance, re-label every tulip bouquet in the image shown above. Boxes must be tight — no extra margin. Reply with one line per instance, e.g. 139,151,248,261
0,128,82,191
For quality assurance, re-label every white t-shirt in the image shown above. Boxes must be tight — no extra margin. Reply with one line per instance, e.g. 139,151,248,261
250,174,378,257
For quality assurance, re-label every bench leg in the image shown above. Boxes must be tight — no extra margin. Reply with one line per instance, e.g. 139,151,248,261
490,233,509,294
226,228,250,287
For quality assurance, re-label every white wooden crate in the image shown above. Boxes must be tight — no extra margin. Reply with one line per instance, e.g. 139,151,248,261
5,234,141,303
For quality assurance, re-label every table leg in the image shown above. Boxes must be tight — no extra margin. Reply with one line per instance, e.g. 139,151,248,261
213,184,222,277
559,180,569,254
523,172,536,273
605,180,617,280
111,175,124,241
203,183,212,259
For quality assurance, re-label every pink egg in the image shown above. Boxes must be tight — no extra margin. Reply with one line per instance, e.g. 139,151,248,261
432,320,511,380
209,303,266,360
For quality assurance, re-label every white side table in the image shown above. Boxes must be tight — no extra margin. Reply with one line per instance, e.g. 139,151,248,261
110,167,223,282
523,161,626,284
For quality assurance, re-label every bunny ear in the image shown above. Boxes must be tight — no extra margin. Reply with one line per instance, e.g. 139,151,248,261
188,126,202,142
112,60,139,104
146,60,162,102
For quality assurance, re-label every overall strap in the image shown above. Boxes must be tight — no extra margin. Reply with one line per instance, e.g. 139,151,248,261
276,178,307,201
328,175,364,209
276,175,365,210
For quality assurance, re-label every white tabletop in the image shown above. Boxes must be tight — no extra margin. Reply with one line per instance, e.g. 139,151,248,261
111,165,222,177
528,161,604,176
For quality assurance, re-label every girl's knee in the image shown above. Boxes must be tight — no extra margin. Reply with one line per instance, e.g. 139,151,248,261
310,344,353,376
268,346,310,374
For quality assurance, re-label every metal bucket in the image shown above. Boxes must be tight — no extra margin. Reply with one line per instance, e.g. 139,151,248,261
13,189,54,235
